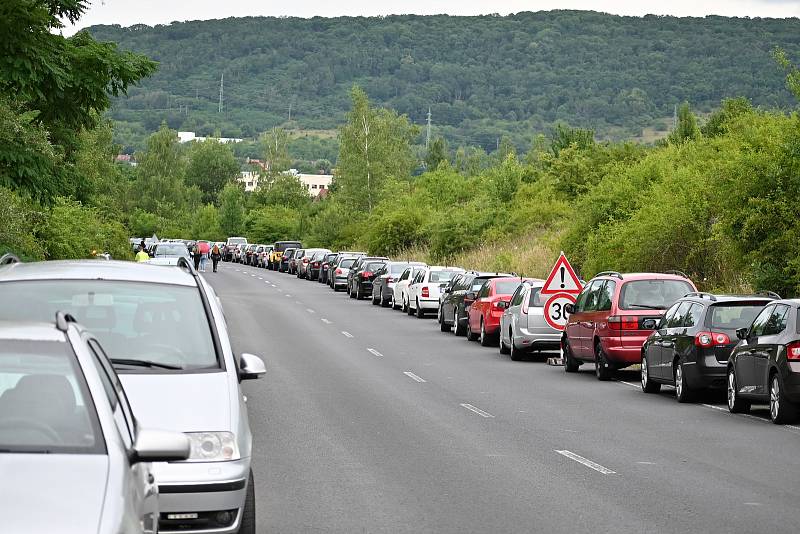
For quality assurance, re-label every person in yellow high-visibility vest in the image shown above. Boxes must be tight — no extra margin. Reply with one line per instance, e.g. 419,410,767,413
135,245,150,262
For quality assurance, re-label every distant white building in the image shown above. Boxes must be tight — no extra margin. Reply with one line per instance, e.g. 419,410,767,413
178,131,243,144
238,169,333,196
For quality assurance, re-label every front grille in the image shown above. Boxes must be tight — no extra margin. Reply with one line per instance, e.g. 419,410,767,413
160,509,238,532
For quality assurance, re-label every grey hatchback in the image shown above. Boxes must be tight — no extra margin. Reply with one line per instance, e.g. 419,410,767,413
0,258,266,534
0,316,190,534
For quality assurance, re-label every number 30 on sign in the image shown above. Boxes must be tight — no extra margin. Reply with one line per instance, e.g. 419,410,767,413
543,292,577,331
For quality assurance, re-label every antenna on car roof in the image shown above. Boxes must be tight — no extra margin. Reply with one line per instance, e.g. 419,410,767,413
0,253,21,265
756,290,782,300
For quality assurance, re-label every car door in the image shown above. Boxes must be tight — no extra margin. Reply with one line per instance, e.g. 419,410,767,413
577,280,603,358
752,304,790,396
659,301,691,379
470,281,492,332
648,302,680,381
670,302,704,382
737,304,774,394
408,269,424,307
395,267,411,303
505,285,526,346
566,281,596,359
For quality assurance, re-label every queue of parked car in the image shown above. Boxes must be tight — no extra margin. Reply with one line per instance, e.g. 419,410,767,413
0,251,265,533
242,242,800,425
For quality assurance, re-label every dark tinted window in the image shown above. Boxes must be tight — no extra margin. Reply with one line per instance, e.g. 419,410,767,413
495,281,522,295
477,281,491,298
762,304,790,336
340,259,356,268
510,286,525,306
597,281,616,312
365,262,386,272
749,305,774,337
619,280,694,310
667,302,691,328
275,242,302,252
682,303,704,328
709,304,767,330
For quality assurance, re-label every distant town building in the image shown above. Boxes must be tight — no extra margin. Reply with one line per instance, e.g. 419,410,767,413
240,171,260,192
114,154,137,166
237,168,333,196
177,131,243,144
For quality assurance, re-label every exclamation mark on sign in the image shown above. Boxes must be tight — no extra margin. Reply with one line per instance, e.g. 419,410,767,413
560,266,565,288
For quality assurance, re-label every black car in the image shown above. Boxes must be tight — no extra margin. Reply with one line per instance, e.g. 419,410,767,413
641,292,775,402
279,248,297,272
439,272,513,336
727,298,800,423
346,256,388,296
349,260,388,300
307,249,332,281
371,261,425,307
318,253,339,284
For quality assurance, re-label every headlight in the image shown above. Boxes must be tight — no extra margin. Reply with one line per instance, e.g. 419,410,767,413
184,432,240,462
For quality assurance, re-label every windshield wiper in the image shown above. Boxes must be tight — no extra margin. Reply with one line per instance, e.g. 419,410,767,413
626,303,664,310
110,358,183,370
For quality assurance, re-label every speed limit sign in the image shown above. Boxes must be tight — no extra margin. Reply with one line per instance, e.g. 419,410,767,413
543,292,577,331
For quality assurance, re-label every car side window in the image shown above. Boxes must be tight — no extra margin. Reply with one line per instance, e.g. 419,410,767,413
399,269,410,281
596,281,616,312
413,271,424,284
511,286,525,307
667,302,691,328
87,340,134,448
762,304,790,336
477,281,491,298
660,302,682,330
749,305,775,338
682,303,704,328
583,280,604,312
574,281,597,313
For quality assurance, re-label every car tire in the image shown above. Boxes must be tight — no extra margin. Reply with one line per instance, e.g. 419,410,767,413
407,298,415,316
563,339,580,373
440,309,451,332
595,343,612,381
727,367,750,414
770,373,798,424
356,285,362,300
480,319,493,347
499,329,510,355
674,361,694,403
402,297,408,313
416,299,425,318
391,294,399,310
641,354,660,393
349,285,356,299
371,290,379,305
466,319,479,341
453,308,466,336
239,469,256,534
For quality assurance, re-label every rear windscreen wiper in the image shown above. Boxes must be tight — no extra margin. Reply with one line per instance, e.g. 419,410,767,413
627,303,663,310
111,358,183,370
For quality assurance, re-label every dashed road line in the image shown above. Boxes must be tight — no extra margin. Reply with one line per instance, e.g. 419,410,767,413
321,318,332,324
341,331,354,338
285,294,292,298
460,403,495,418
555,450,616,474
367,348,383,357
306,308,315,314
403,371,426,383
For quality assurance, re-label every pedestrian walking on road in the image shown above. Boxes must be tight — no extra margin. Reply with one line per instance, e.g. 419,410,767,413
211,244,222,273
198,241,210,272
191,243,201,270
135,245,149,262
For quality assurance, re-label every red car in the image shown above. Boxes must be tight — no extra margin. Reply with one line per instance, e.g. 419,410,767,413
466,277,531,347
563,271,696,380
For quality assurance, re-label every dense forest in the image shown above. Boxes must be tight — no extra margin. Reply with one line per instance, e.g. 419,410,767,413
89,11,800,153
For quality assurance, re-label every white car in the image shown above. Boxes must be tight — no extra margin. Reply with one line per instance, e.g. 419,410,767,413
407,266,465,318
392,264,428,312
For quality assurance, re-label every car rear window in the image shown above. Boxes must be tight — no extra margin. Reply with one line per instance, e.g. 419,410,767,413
340,259,356,268
619,280,694,310
390,264,410,274
529,287,544,307
154,244,188,256
495,281,522,295
275,242,302,252
430,270,458,283
365,262,385,271
710,303,768,330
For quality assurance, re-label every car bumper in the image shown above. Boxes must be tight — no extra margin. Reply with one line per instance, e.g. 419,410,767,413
782,366,800,402
516,329,562,351
418,298,439,310
155,458,250,533
682,357,728,389
602,339,643,365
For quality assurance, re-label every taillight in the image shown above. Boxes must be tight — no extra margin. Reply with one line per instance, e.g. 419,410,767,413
303,258,309,263
336,268,342,275
421,286,430,298
492,300,506,310
608,316,639,330
312,262,320,268
694,331,731,347
521,299,529,315
386,277,394,283
787,341,800,360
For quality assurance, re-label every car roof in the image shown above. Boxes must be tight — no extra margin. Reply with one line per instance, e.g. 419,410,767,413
426,266,464,271
593,272,691,282
0,260,197,287
0,321,67,342
680,293,776,305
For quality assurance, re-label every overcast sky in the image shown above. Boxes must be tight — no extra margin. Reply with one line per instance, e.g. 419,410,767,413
64,0,800,35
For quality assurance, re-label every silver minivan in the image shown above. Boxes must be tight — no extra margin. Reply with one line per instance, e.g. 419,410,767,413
499,280,561,360
0,259,265,534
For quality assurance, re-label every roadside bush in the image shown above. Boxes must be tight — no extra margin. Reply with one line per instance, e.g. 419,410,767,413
39,198,130,259
0,186,45,260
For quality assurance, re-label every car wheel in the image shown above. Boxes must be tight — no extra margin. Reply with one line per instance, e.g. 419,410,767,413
770,373,798,424
402,297,408,313
356,285,362,300
641,354,660,393
416,299,425,318
563,339,580,373
466,318,479,341
480,319,493,347
499,330,510,355
453,308,466,336
391,294,398,310
371,289,379,305
674,361,694,403
595,343,612,381
349,285,356,299
239,469,256,534
727,367,750,414
407,298,415,316
440,309,451,332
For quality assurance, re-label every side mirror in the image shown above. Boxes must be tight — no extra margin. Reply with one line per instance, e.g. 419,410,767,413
465,292,477,301
564,303,575,315
132,429,190,463
240,353,266,380
497,301,508,310
736,327,749,341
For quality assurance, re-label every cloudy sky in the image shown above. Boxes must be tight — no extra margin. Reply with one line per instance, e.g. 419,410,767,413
64,0,800,34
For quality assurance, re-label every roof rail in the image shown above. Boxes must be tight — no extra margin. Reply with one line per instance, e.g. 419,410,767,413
55,311,77,332
756,291,782,300
665,270,690,279
0,253,20,266
595,271,623,279
684,291,717,302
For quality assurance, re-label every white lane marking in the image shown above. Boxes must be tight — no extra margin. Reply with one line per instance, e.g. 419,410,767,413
743,502,762,506
460,403,495,418
258,277,263,280
616,380,639,389
306,308,315,314
321,318,332,324
367,348,383,357
403,371,426,383
637,461,656,465
555,450,616,475
341,331,354,338
700,404,800,435
285,294,292,298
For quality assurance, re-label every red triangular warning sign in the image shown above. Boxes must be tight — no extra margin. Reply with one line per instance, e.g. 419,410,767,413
541,253,583,295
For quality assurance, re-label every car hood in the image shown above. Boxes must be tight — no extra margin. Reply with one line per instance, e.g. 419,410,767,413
1,454,107,534
120,371,232,432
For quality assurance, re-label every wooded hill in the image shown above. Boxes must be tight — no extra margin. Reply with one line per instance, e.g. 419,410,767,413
89,11,800,152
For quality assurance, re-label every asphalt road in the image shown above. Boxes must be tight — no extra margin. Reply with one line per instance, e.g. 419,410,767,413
207,264,800,534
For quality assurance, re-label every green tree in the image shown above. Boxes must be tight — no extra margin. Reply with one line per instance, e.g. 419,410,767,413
186,139,240,204
256,174,310,209
668,102,700,144
190,204,223,241
425,136,449,169
261,127,292,176
134,124,190,213
773,47,800,101
247,205,299,243
219,182,245,237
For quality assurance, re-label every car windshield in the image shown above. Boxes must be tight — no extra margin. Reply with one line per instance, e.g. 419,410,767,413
710,304,767,330
0,281,218,371
429,270,458,283
0,339,104,454
340,259,356,268
619,280,694,310
495,281,522,295
154,244,188,257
